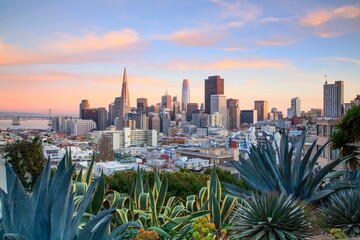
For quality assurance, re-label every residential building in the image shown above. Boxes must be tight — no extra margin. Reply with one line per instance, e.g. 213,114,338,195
323,80,344,118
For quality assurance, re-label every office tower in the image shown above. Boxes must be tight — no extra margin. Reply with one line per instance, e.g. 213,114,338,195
291,97,301,117
254,100,268,121
287,108,294,119
204,75,224,114
161,91,172,109
137,98,148,114
240,110,257,124
97,107,107,130
118,67,130,129
82,108,98,127
227,98,240,130
182,79,190,112
210,95,227,128
113,97,121,125
79,99,90,118
209,112,223,127
186,103,199,122
108,103,114,126
132,112,147,130
324,80,344,118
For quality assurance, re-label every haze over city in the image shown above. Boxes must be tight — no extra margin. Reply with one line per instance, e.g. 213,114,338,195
0,0,359,115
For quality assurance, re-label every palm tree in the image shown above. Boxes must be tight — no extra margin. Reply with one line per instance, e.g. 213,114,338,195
330,104,360,170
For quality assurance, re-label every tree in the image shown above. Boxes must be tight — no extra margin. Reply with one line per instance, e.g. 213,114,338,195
330,104,360,170
0,136,46,191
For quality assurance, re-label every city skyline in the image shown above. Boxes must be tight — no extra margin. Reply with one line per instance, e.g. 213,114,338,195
0,1,359,115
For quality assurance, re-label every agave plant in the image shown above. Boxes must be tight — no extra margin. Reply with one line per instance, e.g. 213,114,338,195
320,188,360,237
224,130,351,202
185,164,238,237
229,193,311,240
0,156,137,240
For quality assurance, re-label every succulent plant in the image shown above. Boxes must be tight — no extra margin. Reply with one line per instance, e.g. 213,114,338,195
0,156,136,240
320,188,360,237
229,193,311,240
224,130,352,202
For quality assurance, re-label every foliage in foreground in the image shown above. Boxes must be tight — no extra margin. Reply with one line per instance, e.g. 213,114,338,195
229,193,311,240
0,137,46,191
330,104,360,170
0,157,137,240
320,188,360,237
224,130,351,202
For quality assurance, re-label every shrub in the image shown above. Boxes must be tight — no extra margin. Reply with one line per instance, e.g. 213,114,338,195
229,193,311,240
320,189,360,237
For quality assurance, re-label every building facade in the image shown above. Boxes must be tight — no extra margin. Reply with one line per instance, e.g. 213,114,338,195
210,95,227,128
254,100,268,122
79,99,90,119
227,98,240,130
204,75,224,114
240,110,257,124
291,97,301,117
119,68,130,129
324,80,344,118
181,79,190,112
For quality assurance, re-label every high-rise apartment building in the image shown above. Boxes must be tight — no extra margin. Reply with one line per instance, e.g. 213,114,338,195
118,68,130,129
324,80,344,118
79,99,90,118
161,91,172,109
227,98,240,130
291,97,301,117
210,95,227,128
254,100,268,121
182,79,190,112
204,75,224,114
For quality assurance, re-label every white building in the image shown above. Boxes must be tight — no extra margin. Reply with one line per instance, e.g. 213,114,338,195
174,157,210,170
71,119,97,136
96,127,157,150
210,95,227,129
209,112,223,128
93,161,151,176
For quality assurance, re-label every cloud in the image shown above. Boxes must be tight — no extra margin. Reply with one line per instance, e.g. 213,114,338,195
168,58,289,70
210,0,261,21
300,5,360,26
333,57,360,65
50,29,141,51
256,36,299,46
0,29,145,65
155,29,225,47
218,47,247,51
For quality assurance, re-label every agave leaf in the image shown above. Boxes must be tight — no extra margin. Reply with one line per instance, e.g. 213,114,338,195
175,224,192,240
134,165,143,209
77,208,115,240
109,221,141,240
84,153,95,185
76,168,83,182
3,233,28,240
156,173,168,213
210,187,221,230
92,173,105,214
0,188,11,234
220,194,237,224
138,193,149,211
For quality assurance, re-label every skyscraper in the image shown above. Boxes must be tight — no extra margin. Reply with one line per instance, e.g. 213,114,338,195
161,91,172,109
291,97,301,117
186,103,199,122
118,67,130,129
79,99,90,118
210,95,227,129
137,98,148,114
204,75,224,114
182,79,190,112
324,80,344,118
97,107,107,130
254,100,268,121
227,98,240,130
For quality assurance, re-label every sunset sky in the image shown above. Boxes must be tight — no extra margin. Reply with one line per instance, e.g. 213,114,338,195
0,0,359,116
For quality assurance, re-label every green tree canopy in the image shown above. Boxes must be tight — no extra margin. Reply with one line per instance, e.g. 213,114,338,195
0,136,46,191
330,104,360,170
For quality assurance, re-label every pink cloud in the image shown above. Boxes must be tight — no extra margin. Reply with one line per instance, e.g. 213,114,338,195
0,29,145,65
157,29,225,47
256,37,299,46
168,58,289,70
334,57,360,65
300,5,360,26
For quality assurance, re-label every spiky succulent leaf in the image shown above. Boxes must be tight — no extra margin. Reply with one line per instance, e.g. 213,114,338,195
230,193,311,239
320,189,360,237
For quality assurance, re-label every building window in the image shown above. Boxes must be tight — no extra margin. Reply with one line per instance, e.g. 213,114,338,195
331,148,340,160
317,125,323,136
324,126,328,137
323,146,328,159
